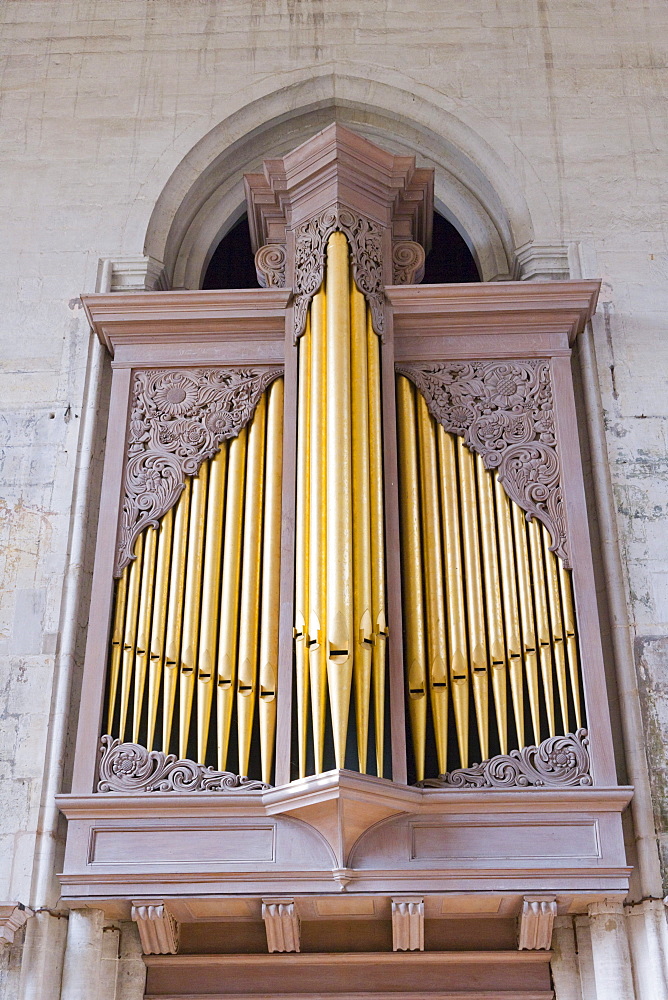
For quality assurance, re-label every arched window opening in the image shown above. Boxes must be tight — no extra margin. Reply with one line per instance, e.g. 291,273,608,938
202,214,260,290
423,212,480,284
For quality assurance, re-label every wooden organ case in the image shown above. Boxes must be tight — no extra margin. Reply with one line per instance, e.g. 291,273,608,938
58,125,631,1000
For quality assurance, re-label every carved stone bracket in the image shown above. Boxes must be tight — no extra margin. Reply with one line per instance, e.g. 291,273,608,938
419,730,591,789
292,205,385,341
262,898,300,953
0,904,33,946
116,366,283,575
518,896,557,950
392,241,426,285
255,244,286,288
396,360,569,564
97,736,271,792
391,897,424,952
131,901,179,955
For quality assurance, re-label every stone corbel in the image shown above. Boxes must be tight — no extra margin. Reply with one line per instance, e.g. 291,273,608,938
262,898,300,953
131,900,179,955
391,897,424,951
0,903,33,945
518,896,557,950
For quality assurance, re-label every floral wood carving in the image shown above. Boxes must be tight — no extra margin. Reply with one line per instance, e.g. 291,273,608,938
97,736,271,792
396,360,569,564
419,730,591,789
255,244,286,288
116,366,283,575
392,240,425,285
292,205,385,340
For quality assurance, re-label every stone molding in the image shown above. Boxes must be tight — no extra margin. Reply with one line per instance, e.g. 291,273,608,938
392,240,426,285
395,358,569,565
419,730,591,788
518,896,557,950
97,736,271,792
392,897,424,951
0,903,33,946
515,243,571,282
131,901,179,954
262,899,300,953
97,254,166,293
116,365,283,574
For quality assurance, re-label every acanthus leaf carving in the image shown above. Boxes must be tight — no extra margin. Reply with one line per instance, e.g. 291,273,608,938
419,729,591,789
97,736,271,792
292,205,385,340
396,359,569,565
392,240,426,285
116,366,283,575
255,243,286,288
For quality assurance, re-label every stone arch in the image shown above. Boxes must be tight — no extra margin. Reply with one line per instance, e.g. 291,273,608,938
143,72,542,289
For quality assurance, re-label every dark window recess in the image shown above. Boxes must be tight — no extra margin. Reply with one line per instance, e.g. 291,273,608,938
202,211,479,289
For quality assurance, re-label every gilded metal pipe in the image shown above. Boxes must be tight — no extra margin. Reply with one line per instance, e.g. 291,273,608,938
147,505,173,750
163,479,190,753
237,394,266,776
107,568,128,734
476,455,508,754
542,525,569,734
294,324,311,778
259,378,283,784
119,532,144,743
437,427,469,768
179,462,209,759
325,233,354,770
197,444,227,764
511,502,541,745
308,287,327,774
350,278,373,773
559,560,583,728
396,376,427,781
367,310,387,777
217,427,247,770
528,517,556,737
417,394,448,775
494,475,524,749
133,525,157,743
457,436,489,761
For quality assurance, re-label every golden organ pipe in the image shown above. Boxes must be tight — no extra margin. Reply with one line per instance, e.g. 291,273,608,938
259,378,283,784
367,310,387,777
197,445,227,764
528,517,555,736
107,568,128,733
237,394,266,776
179,462,209,759
417,394,449,775
457,436,489,761
542,524,569,734
133,525,157,743
396,377,427,781
437,427,469,767
559,560,583,728
295,326,311,778
147,506,173,750
476,455,508,754
120,533,144,743
350,277,373,773
308,288,328,774
493,475,524,749
163,479,190,753
217,427,247,770
325,233,354,769
512,502,541,745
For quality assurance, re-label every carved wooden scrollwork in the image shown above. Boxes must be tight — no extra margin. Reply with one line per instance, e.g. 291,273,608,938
419,730,591,788
392,240,425,285
255,243,286,288
292,205,385,340
116,366,283,575
97,736,271,792
395,360,569,564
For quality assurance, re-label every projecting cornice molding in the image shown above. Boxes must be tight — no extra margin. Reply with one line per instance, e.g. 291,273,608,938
0,904,33,946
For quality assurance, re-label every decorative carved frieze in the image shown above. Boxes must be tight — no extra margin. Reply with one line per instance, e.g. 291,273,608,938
131,901,179,954
392,241,426,285
0,904,33,946
518,896,557,950
391,897,424,951
97,736,270,792
262,899,300,953
255,244,286,288
117,366,283,574
396,359,569,564
292,205,385,341
419,730,591,789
